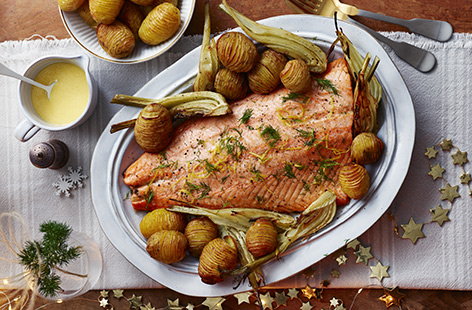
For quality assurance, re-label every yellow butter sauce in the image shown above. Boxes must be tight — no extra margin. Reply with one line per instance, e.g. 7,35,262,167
31,62,89,126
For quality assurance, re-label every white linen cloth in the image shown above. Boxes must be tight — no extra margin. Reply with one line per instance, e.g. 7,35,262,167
0,33,471,291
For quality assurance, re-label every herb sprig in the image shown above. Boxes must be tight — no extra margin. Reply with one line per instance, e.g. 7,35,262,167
185,181,211,199
315,78,339,96
239,109,253,124
18,221,82,298
261,125,281,147
282,92,310,104
296,128,317,146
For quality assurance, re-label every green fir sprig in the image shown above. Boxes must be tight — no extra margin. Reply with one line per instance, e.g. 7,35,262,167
18,221,82,298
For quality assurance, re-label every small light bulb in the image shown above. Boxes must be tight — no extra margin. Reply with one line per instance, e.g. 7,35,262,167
2,279,8,285
56,299,63,304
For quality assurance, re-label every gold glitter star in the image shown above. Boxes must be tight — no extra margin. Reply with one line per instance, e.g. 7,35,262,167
460,173,471,184
99,298,108,308
300,301,312,310
100,290,109,298
346,239,360,249
128,295,143,309
287,288,299,299
378,287,405,308
401,217,425,244
355,245,373,265
234,292,252,305
369,262,390,281
331,269,341,278
425,147,438,159
167,298,183,310
452,150,468,165
274,292,288,307
186,304,195,310
430,205,450,226
428,164,445,180
439,139,453,151
202,298,224,310
336,254,348,265
113,289,124,299
334,304,346,310
140,303,155,310
440,183,460,202
301,285,321,300
259,292,273,310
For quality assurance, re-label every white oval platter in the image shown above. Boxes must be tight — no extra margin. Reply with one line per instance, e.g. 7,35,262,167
60,0,196,64
91,15,415,296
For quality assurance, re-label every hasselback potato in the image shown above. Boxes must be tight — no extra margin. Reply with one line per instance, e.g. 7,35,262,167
119,1,144,38
90,0,125,24
139,3,181,45
77,0,98,27
140,209,187,239
216,32,258,73
339,163,370,199
185,217,219,257
146,230,188,264
280,59,312,93
96,21,135,58
198,236,238,284
245,218,278,258
351,133,384,165
214,68,248,101
248,49,287,94
134,103,173,153
58,0,85,11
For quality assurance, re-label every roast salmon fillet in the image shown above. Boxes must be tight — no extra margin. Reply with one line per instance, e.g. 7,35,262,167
124,58,353,213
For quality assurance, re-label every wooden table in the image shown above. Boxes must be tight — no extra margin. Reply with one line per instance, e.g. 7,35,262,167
2,0,472,309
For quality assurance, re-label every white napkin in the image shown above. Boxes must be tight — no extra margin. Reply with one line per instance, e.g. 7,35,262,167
0,32,471,291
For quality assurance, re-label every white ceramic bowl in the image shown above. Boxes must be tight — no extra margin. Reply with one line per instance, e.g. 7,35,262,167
15,55,97,142
59,0,196,64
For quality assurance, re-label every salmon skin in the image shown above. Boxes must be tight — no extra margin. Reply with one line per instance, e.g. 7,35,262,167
124,58,353,213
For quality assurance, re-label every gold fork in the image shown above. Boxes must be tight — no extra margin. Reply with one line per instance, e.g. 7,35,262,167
286,0,452,41
286,0,438,73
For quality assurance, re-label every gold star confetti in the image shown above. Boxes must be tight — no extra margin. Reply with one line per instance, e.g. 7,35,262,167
440,183,460,202
460,173,471,184
300,301,312,310
100,290,109,298
186,304,195,310
287,288,299,299
334,304,346,310
355,245,373,265
430,205,450,226
424,147,438,159
274,291,288,307
259,292,273,310
167,299,183,310
140,303,155,310
202,297,225,310
113,289,124,299
346,238,360,249
329,297,339,307
369,262,390,281
301,285,315,299
439,139,453,151
234,292,252,305
428,164,445,180
336,254,348,265
401,217,425,244
331,269,341,278
378,287,405,308
452,150,468,165
99,298,108,308
128,295,143,309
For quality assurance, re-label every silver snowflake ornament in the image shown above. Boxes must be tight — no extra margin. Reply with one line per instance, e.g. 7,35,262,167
66,166,88,189
52,175,73,197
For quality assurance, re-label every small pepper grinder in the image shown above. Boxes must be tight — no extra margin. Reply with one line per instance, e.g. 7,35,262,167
29,139,69,169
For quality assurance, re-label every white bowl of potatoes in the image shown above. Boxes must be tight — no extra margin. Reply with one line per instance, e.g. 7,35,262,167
59,0,196,64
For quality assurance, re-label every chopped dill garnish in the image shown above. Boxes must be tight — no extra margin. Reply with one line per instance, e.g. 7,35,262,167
250,167,264,182
219,135,247,160
145,189,154,205
261,125,281,147
256,195,265,203
239,109,253,124
204,159,219,174
296,128,316,146
284,162,296,179
197,139,205,146
282,92,310,104
302,180,311,192
221,175,230,183
185,181,211,199
159,151,167,160
231,128,243,137
247,125,255,130
313,159,340,183
314,78,339,96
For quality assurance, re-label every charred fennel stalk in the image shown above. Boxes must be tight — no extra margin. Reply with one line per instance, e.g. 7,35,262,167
110,91,230,132
193,3,219,91
168,204,296,231
219,0,327,73
229,191,337,276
